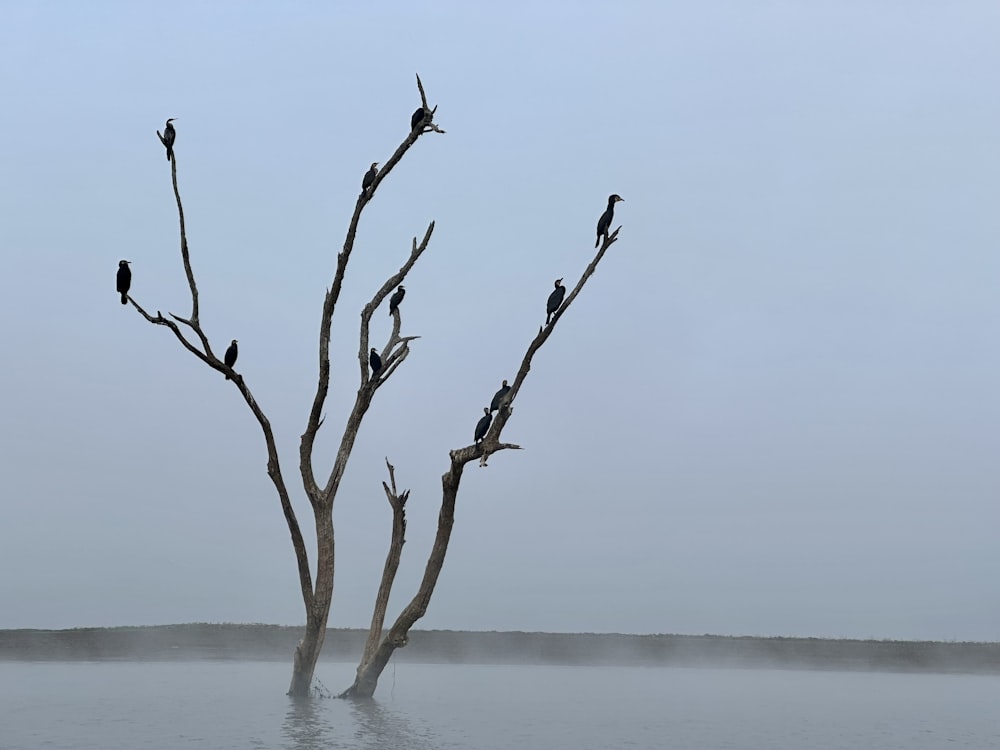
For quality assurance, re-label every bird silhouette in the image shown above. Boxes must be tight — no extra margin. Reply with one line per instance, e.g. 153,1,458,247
546,279,566,325
389,285,405,316
596,194,624,247
116,260,131,305
224,339,238,379
490,380,510,413
362,162,378,191
158,118,176,161
474,408,492,444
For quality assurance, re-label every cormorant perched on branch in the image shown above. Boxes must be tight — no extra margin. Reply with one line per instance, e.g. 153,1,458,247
157,118,176,161
490,380,510,413
596,194,624,247
388,285,405,316
224,339,238,379
116,260,131,305
369,347,382,378
362,162,378,191
474,407,492,444
410,107,424,131
546,278,566,325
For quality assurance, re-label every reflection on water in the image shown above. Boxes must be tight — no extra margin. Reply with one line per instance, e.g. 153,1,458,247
278,687,444,750
348,697,443,750
281,697,331,750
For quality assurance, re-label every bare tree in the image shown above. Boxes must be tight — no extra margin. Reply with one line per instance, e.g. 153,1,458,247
124,76,622,698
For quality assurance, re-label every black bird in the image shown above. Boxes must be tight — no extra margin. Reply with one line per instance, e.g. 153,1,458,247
224,339,238,379
474,407,492,444
595,193,624,247
369,347,382,378
410,107,424,131
158,118,176,161
546,278,566,325
388,285,405,316
116,260,131,305
362,162,378,191
490,380,510,413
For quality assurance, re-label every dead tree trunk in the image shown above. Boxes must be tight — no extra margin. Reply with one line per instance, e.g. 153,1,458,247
288,502,334,696
340,227,624,698
127,77,445,698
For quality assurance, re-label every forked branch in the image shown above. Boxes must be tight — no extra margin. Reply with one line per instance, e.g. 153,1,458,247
360,223,434,386
301,75,444,500
318,222,434,502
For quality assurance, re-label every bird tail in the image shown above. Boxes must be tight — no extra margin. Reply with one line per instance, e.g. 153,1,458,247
121,293,128,304
167,147,173,161
225,373,231,380
595,236,600,248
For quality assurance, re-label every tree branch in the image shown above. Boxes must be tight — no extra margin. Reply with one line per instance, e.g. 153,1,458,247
480,228,622,463
360,223,434,387
132,152,315,613
318,222,435,502
169,155,199,324
343,224,623,696
301,76,443,501
414,73,445,135
358,458,408,669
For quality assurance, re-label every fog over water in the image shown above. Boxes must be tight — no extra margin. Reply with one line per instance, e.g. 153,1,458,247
5,625,999,676
1,2,998,642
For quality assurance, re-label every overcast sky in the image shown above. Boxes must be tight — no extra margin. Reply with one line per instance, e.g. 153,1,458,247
1,1,997,642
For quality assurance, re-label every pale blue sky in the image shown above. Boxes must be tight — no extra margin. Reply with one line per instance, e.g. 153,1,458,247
1,1,997,641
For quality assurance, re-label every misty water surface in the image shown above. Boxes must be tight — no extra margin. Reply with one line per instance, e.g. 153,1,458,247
2,661,998,749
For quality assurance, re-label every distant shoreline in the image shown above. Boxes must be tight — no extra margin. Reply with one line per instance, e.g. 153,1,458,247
2,624,998,674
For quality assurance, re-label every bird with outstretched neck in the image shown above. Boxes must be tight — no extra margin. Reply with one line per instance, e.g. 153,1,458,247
595,194,624,247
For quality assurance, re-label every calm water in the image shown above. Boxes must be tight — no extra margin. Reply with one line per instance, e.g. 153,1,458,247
1,661,997,749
